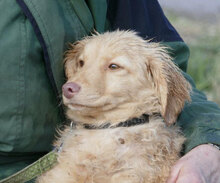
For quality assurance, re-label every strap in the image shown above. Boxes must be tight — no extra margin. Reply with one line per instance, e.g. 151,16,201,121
0,151,57,183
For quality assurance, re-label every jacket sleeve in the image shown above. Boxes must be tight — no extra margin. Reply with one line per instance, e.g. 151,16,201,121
106,0,220,154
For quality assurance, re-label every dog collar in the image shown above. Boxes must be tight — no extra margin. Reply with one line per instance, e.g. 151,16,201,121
83,114,150,129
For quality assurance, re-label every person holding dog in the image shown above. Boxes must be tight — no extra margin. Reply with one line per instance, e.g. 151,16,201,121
0,0,219,182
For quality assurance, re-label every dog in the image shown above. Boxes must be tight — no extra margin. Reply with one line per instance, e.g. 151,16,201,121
37,30,191,183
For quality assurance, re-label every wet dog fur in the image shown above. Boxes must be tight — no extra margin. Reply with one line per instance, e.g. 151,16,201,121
37,31,191,183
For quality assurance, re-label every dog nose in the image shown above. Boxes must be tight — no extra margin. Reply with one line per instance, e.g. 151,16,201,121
62,82,81,99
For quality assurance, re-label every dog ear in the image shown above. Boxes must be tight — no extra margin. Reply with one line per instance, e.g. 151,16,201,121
146,45,191,125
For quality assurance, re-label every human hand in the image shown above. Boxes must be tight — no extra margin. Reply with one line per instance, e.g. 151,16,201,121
167,144,220,183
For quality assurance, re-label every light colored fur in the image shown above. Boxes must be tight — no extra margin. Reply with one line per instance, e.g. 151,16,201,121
37,31,191,183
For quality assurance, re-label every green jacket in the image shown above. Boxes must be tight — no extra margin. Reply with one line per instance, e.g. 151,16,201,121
0,0,219,179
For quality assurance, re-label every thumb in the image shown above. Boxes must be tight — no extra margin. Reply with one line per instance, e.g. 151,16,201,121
166,163,182,183
175,172,203,183
176,176,193,183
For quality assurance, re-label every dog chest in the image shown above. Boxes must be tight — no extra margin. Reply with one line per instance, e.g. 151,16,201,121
54,121,184,182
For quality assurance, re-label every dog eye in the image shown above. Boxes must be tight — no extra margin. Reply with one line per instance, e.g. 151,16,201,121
108,64,120,70
79,60,84,67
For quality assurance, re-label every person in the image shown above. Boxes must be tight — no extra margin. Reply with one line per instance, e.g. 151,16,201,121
0,0,219,182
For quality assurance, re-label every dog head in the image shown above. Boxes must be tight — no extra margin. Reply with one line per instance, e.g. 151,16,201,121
62,31,191,125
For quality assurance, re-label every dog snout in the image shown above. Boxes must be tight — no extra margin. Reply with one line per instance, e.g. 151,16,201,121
62,82,81,99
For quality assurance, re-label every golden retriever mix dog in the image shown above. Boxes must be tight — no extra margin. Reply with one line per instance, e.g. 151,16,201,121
37,31,191,183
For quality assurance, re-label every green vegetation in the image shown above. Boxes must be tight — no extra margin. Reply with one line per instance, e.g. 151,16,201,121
165,11,220,104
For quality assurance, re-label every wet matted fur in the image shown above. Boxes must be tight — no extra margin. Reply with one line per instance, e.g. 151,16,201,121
37,31,191,183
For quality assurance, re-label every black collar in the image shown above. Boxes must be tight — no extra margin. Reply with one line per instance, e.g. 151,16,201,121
83,114,150,129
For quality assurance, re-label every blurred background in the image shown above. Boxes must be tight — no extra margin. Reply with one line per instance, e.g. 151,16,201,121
159,0,220,105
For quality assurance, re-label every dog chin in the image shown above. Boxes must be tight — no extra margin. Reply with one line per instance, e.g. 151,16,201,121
66,102,120,115
67,103,92,111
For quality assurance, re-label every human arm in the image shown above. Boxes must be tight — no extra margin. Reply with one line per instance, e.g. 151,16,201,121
164,41,220,183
